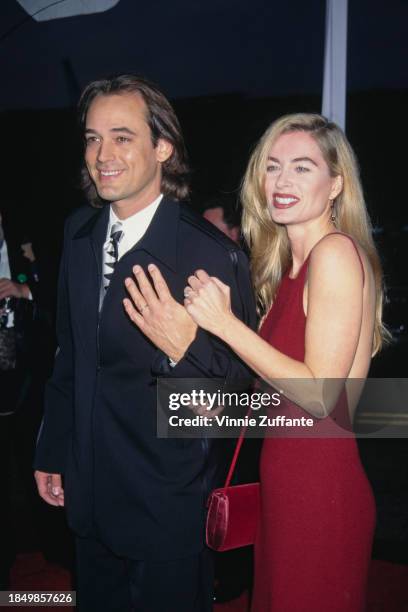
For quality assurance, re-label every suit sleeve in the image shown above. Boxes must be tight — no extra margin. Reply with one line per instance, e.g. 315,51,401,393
152,249,257,379
34,220,74,474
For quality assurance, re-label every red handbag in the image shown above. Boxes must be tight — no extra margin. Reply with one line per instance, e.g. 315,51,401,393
206,420,260,551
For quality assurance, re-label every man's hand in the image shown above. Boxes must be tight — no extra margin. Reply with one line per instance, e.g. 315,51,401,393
0,278,30,300
34,470,65,507
123,263,197,363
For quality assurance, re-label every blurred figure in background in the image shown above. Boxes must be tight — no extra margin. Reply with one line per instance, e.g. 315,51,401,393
202,196,240,243
0,212,35,406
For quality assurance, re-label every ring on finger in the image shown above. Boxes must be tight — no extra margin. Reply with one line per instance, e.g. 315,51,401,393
139,303,149,313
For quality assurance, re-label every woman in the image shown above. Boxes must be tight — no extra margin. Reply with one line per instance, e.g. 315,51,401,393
181,114,388,611
123,114,387,610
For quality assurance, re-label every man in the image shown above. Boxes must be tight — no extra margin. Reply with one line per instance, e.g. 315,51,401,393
34,75,256,611
202,197,240,243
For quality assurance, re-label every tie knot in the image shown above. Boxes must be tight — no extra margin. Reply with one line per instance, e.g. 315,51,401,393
110,222,123,245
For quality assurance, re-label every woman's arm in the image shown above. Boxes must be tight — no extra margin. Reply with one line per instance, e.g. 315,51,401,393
185,234,366,417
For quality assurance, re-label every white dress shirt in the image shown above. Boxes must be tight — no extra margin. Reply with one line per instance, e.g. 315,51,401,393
0,239,11,280
0,239,15,328
105,194,163,259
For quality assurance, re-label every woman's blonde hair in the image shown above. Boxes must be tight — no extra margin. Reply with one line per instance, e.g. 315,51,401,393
241,113,389,354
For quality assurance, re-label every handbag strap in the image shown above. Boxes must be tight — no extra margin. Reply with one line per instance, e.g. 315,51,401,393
222,249,253,489
223,409,251,488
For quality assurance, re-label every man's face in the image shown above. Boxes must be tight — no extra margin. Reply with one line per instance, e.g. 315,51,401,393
84,93,172,218
203,207,239,242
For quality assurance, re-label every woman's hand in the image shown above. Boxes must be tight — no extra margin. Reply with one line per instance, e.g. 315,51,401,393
184,269,234,338
124,264,197,363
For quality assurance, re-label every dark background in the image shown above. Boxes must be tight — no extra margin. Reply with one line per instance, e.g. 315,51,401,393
1,0,407,306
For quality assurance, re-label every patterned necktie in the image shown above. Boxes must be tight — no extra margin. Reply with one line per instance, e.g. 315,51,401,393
100,222,124,307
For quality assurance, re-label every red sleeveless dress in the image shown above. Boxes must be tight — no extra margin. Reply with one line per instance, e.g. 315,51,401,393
251,243,376,612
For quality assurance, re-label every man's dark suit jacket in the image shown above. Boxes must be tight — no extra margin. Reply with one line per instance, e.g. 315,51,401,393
34,198,257,561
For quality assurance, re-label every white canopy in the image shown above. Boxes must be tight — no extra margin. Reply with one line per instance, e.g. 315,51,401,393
16,0,120,21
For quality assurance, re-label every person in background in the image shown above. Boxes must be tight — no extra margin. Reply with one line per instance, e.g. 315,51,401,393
0,210,39,587
202,197,240,243
0,210,37,414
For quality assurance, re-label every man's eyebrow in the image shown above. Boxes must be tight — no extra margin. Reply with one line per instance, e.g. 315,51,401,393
84,127,137,135
110,127,137,135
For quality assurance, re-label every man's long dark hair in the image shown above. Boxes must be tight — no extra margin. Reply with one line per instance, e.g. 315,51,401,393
78,74,190,206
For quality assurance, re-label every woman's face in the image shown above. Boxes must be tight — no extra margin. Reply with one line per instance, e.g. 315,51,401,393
264,131,341,228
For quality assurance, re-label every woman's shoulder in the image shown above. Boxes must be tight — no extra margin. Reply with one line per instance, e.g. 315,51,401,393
309,232,368,285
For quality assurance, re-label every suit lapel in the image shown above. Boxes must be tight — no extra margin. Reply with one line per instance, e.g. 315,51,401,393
68,199,180,357
123,197,179,273
70,205,109,357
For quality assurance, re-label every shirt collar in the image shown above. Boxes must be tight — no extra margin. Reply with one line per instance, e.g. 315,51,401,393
74,195,180,273
107,194,163,241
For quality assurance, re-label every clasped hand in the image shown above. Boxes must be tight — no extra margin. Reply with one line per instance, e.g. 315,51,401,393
123,266,233,359
183,269,233,338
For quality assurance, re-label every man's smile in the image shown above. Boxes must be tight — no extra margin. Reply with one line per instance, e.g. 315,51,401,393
97,169,125,181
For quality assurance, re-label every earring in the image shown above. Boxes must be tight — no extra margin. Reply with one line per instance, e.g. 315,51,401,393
330,200,336,223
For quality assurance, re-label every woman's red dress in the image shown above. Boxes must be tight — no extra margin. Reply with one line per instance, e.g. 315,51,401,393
251,249,375,611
